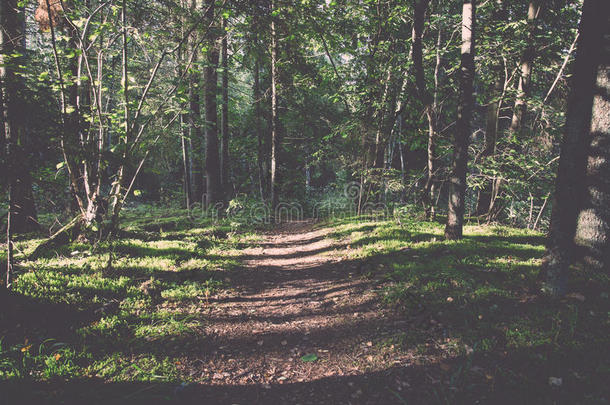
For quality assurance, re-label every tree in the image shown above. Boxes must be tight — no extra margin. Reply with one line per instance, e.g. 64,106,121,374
445,0,476,240
220,16,230,196
270,0,280,214
542,0,610,297
508,0,540,141
190,0,204,205
1,0,38,235
475,0,506,216
203,0,222,208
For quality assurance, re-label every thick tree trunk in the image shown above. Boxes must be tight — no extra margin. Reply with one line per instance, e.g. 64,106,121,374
270,2,280,214
542,0,609,296
220,17,230,197
445,0,475,240
574,31,610,273
1,0,19,285
190,0,204,205
2,1,38,234
203,0,222,208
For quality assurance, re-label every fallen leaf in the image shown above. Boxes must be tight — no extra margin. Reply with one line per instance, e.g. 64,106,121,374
301,353,318,362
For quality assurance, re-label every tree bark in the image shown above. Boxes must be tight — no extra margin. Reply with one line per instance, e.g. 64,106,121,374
574,39,610,273
178,45,192,211
253,52,266,201
445,0,475,240
411,0,442,219
476,0,506,216
2,1,38,234
190,0,204,205
203,0,222,208
542,0,609,296
270,0,280,214
220,17,230,197
508,0,539,141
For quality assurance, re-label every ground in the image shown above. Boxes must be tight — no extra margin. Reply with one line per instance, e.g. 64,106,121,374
0,207,608,404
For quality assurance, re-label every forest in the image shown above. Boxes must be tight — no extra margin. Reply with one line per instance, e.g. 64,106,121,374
1,0,608,403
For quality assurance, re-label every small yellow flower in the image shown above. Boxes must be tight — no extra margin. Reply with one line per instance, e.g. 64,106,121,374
21,345,32,353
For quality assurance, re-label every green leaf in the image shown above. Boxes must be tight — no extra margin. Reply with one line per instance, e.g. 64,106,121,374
300,353,318,362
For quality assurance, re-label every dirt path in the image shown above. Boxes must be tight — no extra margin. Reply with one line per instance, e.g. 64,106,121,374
179,222,428,404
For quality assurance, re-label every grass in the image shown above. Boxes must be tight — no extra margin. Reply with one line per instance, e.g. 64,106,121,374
0,205,259,384
0,207,607,403
321,216,609,403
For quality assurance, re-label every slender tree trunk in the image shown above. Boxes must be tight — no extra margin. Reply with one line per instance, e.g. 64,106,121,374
108,0,130,231
178,51,192,211
476,0,506,216
220,17,230,197
508,0,539,141
180,113,192,211
270,1,280,214
203,0,222,208
411,0,440,219
476,74,503,215
445,0,475,240
542,0,609,297
253,53,266,201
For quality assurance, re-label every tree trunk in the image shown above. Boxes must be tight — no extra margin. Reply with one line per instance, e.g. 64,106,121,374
189,65,204,205
574,35,610,273
190,0,204,205
445,0,475,240
270,1,280,214
542,0,609,297
2,1,38,234
476,0,505,216
1,0,19,285
203,0,222,208
411,0,442,219
508,0,539,141
178,46,193,211
220,17,230,197
476,78,502,216
253,55,266,201
180,112,192,211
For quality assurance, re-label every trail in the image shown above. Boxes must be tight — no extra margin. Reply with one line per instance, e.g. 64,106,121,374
183,222,426,404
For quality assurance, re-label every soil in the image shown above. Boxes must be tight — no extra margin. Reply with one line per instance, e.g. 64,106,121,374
170,221,436,404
